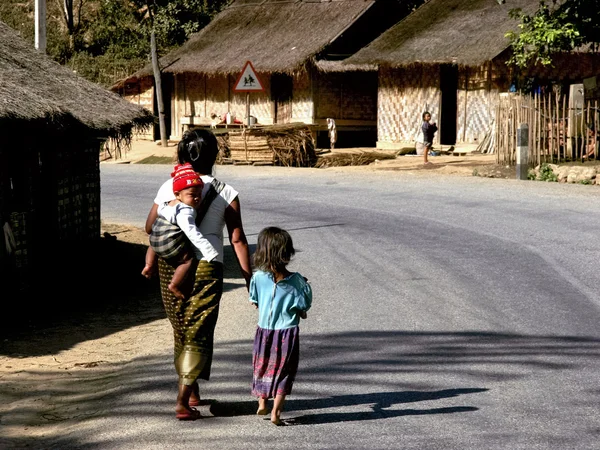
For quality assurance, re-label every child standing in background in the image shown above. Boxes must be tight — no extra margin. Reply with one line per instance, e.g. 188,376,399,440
416,111,438,165
249,226,312,426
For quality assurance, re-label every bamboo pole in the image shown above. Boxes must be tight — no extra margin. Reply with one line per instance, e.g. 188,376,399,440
535,94,544,164
555,93,559,163
562,94,567,162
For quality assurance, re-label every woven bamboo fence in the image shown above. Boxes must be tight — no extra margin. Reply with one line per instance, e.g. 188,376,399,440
496,93,599,166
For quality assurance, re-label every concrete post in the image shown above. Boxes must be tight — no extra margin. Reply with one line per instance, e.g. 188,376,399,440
516,123,529,180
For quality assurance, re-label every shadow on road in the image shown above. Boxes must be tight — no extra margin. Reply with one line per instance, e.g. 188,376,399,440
2,330,599,447
209,388,485,424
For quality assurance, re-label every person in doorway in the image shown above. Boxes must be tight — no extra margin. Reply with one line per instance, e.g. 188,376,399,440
249,226,312,426
416,111,438,165
144,129,252,421
144,163,218,300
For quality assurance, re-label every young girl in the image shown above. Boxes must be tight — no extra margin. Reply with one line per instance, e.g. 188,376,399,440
249,227,312,426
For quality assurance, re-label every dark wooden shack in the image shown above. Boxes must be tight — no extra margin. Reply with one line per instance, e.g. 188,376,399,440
0,21,154,296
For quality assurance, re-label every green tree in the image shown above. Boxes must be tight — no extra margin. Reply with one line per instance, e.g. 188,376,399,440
506,0,600,67
0,0,229,86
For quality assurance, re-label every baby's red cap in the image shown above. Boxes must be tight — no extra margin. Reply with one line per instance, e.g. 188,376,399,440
171,163,204,193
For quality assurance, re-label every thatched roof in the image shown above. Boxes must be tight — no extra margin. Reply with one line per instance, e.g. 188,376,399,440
346,0,540,67
313,59,377,73
0,21,154,137
113,0,377,88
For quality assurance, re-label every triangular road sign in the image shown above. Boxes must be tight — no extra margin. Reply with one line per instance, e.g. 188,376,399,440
233,61,264,92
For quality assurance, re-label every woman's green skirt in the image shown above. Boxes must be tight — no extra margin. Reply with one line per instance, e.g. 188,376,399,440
158,258,223,386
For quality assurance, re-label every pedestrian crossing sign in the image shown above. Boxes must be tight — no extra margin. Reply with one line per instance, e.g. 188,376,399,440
233,61,264,92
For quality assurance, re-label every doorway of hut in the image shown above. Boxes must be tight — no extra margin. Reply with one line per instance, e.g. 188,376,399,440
440,64,458,145
271,73,293,124
152,74,173,141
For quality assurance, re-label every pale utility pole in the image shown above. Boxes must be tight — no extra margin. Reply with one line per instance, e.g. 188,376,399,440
35,0,47,53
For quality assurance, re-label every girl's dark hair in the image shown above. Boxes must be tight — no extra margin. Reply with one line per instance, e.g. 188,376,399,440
422,111,431,120
177,128,219,175
253,227,295,275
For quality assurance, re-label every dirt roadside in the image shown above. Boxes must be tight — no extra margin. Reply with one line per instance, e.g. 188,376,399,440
101,138,507,178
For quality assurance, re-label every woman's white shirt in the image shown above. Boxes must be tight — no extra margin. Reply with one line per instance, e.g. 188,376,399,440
154,175,239,263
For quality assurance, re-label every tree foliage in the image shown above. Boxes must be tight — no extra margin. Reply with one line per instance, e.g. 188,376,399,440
0,0,229,86
506,0,600,67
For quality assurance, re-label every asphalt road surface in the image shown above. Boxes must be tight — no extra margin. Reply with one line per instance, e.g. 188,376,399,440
98,164,600,450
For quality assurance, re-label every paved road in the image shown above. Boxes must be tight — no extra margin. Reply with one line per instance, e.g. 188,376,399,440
98,164,600,449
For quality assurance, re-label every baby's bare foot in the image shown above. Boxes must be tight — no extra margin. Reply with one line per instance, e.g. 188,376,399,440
141,264,155,279
168,284,186,300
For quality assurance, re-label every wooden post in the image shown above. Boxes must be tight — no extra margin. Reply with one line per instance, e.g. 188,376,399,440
246,92,251,127
151,30,168,147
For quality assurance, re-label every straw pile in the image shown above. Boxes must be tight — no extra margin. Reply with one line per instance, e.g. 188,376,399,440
315,151,397,168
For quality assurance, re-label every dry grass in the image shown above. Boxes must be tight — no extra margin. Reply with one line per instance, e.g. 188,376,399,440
314,151,397,168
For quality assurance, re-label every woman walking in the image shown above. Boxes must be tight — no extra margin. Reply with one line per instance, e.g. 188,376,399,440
145,129,252,420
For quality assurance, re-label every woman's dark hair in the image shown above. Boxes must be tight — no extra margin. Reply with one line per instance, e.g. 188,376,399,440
177,128,219,175
253,227,295,275
422,111,431,120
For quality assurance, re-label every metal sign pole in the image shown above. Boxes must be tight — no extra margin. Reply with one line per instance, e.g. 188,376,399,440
246,92,250,127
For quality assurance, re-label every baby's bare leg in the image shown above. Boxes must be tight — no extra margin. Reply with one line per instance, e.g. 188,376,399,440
168,258,194,300
141,246,158,279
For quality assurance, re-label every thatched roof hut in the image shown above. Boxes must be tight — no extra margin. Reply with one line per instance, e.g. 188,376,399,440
346,0,540,67
113,0,392,89
113,0,405,146
0,20,154,300
0,21,154,137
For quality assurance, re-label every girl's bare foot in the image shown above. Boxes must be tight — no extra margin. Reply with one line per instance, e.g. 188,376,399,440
257,398,268,415
271,394,285,425
271,414,282,426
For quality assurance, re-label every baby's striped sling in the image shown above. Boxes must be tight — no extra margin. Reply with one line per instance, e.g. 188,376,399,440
149,178,225,260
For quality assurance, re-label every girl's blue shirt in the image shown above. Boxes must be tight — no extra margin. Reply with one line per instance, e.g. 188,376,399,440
249,270,312,330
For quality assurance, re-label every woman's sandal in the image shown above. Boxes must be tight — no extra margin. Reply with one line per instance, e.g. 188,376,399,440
176,408,201,421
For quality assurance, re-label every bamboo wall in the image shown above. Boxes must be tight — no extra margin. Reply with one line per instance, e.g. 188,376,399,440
456,63,509,143
377,65,441,147
172,72,273,138
120,78,154,140
291,70,314,123
315,71,377,121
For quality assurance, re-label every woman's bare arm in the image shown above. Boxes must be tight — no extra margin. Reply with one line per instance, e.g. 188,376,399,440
145,203,159,235
225,197,252,290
